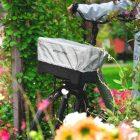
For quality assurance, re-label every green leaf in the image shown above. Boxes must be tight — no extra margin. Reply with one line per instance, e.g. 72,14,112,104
10,41,16,47
6,30,13,35
2,2,10,10
113,79,122,85
119,71,124,78
12,16,17,20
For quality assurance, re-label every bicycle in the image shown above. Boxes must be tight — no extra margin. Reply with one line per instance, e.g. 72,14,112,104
31,2,137,130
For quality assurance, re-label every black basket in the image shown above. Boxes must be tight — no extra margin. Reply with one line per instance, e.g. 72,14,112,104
38,61,98,85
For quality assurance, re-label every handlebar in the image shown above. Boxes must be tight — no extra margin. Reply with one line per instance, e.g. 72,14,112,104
90,13,136,24
82,12,136,46
77,2,139,46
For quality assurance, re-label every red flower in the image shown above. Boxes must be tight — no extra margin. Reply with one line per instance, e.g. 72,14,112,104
121,90,131,100
119,106,126,113
95,87,132,112
0,129,10,140
37,99,50,111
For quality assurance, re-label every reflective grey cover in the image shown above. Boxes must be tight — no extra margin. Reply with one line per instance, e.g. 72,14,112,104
76,0,133,21
38,37,108,72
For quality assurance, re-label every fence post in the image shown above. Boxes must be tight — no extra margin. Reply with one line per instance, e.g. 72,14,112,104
133,31,140,97
12,46,25,133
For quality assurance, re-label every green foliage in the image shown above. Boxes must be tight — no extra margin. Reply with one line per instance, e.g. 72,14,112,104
133,63,140,91
29,131,43,140
110,19,140,40
113,64,133,90
106,47,117,63
106,98,140,125
0,101,13,124
1,0,139,138
1,0,84,101
110,21,126,39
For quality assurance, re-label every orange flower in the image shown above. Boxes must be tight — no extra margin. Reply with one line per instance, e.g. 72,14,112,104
74,117,100,140
55,126,74,140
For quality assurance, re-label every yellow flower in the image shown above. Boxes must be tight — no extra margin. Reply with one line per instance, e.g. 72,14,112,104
0,94,4,101
99,125,119,140
101,132,116,140
55,126,74,140
74,117,100,140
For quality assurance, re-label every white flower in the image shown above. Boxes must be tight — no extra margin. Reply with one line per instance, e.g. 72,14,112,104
103,123,115,131
0,38,3,46
95,132,104,140
93,117,115,131
0,94,4,101
132,120,140,129
63,112,87,126
93,117,105,128
93,117,103,126
128,132,138,140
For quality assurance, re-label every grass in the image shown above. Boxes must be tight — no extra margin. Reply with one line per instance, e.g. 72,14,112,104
102,62,133,89
102,66,121,89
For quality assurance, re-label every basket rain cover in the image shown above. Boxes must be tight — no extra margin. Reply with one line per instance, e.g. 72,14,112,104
38,37,108,72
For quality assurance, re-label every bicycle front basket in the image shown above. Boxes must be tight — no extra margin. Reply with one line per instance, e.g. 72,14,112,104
38,37,108,73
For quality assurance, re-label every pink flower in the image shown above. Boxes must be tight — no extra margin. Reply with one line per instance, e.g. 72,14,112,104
5,123,11,128
0,129,10,140
98,98,106,110
0,102,3,106
37,99,50,111
0,67,4,75
21,120,26,130
45,115,50,122
93,87,99,93
13,128,18,134
123,11,130,17
0,120,3,125
119,123,133,140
